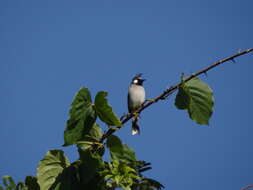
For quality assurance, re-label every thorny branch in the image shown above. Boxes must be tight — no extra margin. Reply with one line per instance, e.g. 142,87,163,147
99,48,253,143
241,184,253,190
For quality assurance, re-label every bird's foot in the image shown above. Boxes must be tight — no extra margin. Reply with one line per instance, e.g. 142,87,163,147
144,99,155,104
133,112,139,119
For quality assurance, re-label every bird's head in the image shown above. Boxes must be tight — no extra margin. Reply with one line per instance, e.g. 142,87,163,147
131,73,146,85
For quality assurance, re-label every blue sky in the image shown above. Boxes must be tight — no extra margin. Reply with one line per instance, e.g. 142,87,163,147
1,0,253,189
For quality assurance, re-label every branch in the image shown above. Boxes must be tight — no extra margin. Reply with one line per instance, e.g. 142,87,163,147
241,184,253,190
99,48,253,143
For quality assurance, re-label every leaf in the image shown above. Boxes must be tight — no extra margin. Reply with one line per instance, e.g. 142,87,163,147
78,151,104,185
25,176,40,190
174,86,190,109
16,183,27,190
2,176,16,189
142,178,164,190
77,123,104,155
132,177,164,190
121,145,137,162
37,150,70,190
106,135,122,150
80,172,107,190
175,77,214,125
101,160,140,190
63,87,97,146
107,135,136,162
94,91,122,127
81,123,103,142
49,161,82,190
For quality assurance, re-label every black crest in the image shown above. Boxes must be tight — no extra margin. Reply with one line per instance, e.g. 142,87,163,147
131,73,145,85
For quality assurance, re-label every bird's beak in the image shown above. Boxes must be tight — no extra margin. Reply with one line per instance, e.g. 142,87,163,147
141,79,146,82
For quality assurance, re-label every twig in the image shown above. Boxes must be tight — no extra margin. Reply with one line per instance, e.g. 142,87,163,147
241,184,253,190
99,48,253,143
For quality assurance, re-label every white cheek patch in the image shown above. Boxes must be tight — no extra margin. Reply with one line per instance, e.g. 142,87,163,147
133,79,138,84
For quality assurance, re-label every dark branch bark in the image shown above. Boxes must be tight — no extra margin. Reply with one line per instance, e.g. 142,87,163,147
241,184,253,190
99,48,253,143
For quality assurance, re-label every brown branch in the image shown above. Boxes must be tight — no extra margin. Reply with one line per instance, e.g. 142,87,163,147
241,184,253,190
99,48,253,143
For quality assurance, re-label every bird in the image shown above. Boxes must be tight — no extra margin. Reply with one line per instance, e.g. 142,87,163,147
128,73,146,135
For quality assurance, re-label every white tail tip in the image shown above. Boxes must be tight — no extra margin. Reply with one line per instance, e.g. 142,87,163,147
132,129,139,135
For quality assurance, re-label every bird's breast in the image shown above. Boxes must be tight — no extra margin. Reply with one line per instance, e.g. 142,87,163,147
128,85,145,110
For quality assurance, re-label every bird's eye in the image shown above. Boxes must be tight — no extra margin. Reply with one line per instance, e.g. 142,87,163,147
133,79,138,84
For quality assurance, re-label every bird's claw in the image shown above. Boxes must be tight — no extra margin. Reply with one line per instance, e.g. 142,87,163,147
133,112,139,119
145,99,155,104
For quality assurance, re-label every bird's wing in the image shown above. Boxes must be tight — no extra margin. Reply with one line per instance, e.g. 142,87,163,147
127,92,132,113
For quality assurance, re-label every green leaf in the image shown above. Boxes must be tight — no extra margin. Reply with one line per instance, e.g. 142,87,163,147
80,123,103,143
37,150,70,190
63,87,97,146
78,151,104,185
142,178,164,190
121,145,137,162
101,160,140,190
16,183,27,190
175,86,190,109
25,176,40,190
107,135,136,162
175,77,214,125
2,176,16,189
132,177,164,190
77,123,104,155
94,91,122,127
49,161,82,190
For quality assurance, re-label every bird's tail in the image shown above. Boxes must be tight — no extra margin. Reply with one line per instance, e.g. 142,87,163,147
132,117,140,135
